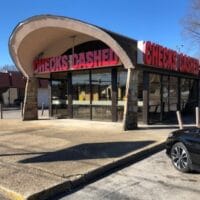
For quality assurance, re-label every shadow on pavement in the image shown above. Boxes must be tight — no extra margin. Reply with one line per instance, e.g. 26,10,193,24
19,141,155,163
138,126,179,130
0,152,49,157
49,142,165,200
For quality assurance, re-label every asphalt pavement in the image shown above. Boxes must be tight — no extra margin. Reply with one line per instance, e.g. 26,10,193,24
59,151,200,200
0,193,8,200
0,118,174,200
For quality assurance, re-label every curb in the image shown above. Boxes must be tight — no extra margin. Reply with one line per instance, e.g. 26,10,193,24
0,186,24,200
25,142,165,200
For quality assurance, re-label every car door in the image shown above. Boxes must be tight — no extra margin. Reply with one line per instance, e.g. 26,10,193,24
186,129,200,166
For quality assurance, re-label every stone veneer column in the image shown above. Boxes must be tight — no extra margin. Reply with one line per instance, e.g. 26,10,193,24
123,69,138,130
23,77,38,120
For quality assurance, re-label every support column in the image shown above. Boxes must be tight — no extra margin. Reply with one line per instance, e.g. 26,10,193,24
23,77,38,120
123,69,138,130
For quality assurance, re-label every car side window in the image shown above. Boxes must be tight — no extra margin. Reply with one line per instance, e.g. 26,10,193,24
193,129,200,134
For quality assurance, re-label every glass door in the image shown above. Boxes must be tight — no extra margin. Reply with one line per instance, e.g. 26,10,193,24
51,79,68,118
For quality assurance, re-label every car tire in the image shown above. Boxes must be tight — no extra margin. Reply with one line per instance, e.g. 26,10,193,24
170,142,192,173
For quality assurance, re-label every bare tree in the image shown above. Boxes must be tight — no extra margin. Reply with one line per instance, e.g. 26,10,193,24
0,64,18,72
183,0,200,43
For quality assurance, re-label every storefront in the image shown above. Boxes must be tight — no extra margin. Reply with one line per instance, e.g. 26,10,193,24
9,15,200,129
138,41,200,124
32,39,127,122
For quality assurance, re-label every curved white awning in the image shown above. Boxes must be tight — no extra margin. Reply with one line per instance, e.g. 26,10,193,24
9,15,135,78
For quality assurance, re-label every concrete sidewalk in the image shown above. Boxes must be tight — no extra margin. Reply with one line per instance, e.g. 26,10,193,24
0,119,177,200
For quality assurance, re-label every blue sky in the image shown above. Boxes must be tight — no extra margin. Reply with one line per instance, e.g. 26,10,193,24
0,0,192,66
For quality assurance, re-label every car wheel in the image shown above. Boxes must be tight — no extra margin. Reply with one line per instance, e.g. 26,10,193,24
170,142,192,172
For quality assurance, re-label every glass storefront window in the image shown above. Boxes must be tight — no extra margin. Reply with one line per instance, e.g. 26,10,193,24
181,78,190,111
163,76,169,112
169,77,178,111
191,80,198,108
117,69,127,121
149,74,161,123
51,80,68,118
91,69,112,121
181,78,198,114
149,74,161,110
72,71,90,119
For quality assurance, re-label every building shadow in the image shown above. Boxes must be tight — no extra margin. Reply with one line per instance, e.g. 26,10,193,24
19,141,155,163
138,126,179,130
0,152,49,157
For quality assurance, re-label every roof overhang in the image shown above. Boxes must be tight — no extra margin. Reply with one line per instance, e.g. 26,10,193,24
9,15,136,78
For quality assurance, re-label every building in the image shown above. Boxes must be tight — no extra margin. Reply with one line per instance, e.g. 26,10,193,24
0,71,25,106
9,15,200,130
0,71,48,107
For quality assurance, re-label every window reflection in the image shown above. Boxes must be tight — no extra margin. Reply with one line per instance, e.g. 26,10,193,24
149,74,161,112
72,71,90,119
72,72,90,103
148,74,161,123
51,80,68,118
117,70,127,121
92,69,112,121
169,77,178,111
92,69,112,103
50,67,128,122
181,78,190,110
181,79,197,113
163,76,169,112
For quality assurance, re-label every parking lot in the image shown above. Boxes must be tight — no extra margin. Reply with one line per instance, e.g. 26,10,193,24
0,108,198,200
61,151,200,200
0,117,173,199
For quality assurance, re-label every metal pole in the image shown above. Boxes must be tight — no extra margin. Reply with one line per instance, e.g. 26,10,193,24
195,107,199,128
41,103,44,116
176,111,183,130
0,104,2,119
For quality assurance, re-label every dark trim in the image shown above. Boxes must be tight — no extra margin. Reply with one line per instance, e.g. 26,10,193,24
89,70,92,120
67,72,73,118
34,77,50,80
167,76,170,112
137,65,200,80
160,75,164,121
112,68,118,122
48,74,52,117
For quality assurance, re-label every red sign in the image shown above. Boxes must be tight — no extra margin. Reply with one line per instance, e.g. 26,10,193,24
34,48,120,74
138,41,200,76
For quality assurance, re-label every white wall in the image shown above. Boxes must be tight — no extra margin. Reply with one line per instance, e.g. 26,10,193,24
2,88,18,105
